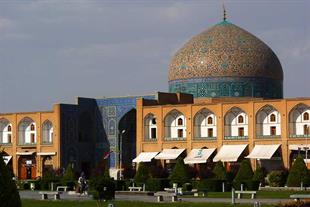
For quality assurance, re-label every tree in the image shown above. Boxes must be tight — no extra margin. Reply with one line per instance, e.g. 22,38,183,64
134,162,150,184
234,160,254,182
169,158,190,186
212,161,227,181
61,164,76,190
0,156,21,207
234,160,254,189
253,166,266,184
287,156,310,187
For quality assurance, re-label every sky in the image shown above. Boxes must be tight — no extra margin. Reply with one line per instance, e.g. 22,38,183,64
0,0,309,113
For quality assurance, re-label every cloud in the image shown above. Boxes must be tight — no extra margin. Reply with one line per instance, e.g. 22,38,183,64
0,18,12,30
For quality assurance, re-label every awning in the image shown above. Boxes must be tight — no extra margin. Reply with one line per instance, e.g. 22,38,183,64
184,148,216,164
37,152,56,156
16,151,35,155
289,145,310,151
213,145,247,162
246,144,280,159
3,156,12,165
132,152,159,163
155,149,185,160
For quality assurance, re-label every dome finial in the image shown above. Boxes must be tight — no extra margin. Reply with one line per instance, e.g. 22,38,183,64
223,4,227,21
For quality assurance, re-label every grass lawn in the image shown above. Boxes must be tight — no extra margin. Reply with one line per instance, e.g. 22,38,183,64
206,190,309,199
22,200,276,207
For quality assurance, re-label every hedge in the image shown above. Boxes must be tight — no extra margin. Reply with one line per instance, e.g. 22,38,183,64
287,156,310,187
145,178,170,191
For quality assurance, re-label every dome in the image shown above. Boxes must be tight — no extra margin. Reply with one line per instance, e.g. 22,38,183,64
168,20,283,99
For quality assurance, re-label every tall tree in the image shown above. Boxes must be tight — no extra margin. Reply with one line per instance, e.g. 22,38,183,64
0,156,21,207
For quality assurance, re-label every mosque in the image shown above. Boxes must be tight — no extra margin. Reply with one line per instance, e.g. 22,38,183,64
0,11,309,180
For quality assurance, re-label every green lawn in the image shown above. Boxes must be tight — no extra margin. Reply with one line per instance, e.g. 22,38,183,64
22,200,275,207
206,190,308,199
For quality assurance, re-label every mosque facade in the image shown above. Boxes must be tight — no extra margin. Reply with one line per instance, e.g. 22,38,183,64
1,15,310,180
134,18,310,173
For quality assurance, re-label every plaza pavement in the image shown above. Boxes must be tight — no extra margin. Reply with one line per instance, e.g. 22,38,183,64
20,190,291,205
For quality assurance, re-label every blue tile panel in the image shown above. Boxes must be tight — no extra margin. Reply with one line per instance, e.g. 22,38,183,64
169,77,283,99
95,95,155,168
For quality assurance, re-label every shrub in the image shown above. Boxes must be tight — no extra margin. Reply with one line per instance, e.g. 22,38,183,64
23,182,30,190
145,178,170,191
0,156,21,207
41,170,59,190
134,162,150,184
182,183,192,191
169,158,190,186
253,167,266,185
233,160,254,190
212,161,227,181
268,170,287,187
243,180,260,190
114,180,126,191
61,165,76,190
287,156,310,187
198,179,222,192
89,176,115,201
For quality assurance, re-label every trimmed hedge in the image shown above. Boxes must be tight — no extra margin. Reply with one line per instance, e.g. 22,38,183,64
198,179,222,192
61,165,76,190
287,156,310,187
267,170,287,187
134,163,150,184
89,176,115,200
253,167,266,185
212,161,227,181
145,178,170,191
169,158,190,186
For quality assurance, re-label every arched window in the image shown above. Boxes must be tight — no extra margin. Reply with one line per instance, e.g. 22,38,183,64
164,110,186,139
289,104,310,136
177,118,183,126
42,120,53,144
18,118,36,145
193,108,216,139
144,114,157,140
270,114,276,122
207,117,213,125
0,119,12,144
224,107,248,138
256,105,280,137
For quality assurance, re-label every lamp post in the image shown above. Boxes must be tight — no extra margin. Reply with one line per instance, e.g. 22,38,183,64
119,129,126,180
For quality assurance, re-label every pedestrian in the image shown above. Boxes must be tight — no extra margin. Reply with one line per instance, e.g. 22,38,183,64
78,172,86,195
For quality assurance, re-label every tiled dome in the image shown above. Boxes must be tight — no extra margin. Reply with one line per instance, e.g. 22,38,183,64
168,20,283,99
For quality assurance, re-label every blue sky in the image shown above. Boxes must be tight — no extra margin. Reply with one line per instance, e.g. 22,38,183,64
0,0,309,112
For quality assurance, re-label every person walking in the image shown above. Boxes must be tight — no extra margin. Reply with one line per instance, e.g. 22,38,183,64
78,172,86,196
